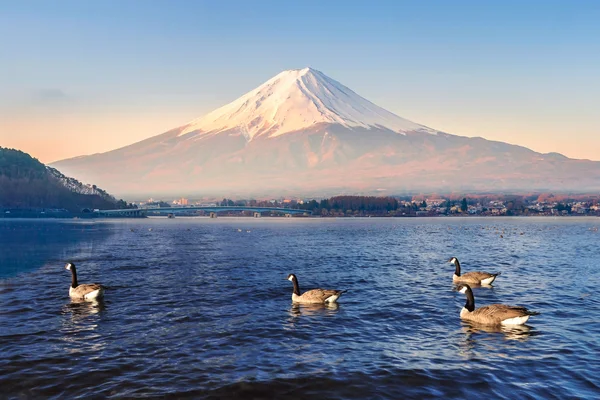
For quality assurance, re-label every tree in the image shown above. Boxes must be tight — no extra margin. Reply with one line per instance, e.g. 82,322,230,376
556,203,572,213
461,198,468,212
0,147,125,212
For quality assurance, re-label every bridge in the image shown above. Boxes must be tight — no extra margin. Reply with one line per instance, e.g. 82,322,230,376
95,206,311,218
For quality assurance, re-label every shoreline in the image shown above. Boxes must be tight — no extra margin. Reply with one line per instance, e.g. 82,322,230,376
1,214,598,220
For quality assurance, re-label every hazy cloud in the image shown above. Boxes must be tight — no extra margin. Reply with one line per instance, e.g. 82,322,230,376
34,88,70,102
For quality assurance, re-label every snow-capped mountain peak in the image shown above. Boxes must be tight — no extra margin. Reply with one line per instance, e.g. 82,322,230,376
178,67,434,140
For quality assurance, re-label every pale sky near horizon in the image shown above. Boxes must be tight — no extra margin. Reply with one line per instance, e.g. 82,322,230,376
1,0,599,163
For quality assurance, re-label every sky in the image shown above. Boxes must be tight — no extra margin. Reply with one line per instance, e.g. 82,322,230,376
1,0,599,163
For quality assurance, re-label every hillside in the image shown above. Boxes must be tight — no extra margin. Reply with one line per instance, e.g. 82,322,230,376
0,147,130,212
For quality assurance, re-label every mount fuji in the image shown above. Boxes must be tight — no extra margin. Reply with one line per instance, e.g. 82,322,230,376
52,68,600,197
178,67,434,140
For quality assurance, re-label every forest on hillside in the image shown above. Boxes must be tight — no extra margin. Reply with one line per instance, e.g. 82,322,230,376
0,147,133,213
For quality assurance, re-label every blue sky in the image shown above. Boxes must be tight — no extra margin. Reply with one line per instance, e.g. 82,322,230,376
1,0,599,162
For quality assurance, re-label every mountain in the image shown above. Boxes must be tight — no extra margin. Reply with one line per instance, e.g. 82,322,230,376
52,68,600,197
0,147,131,212
180,67,434,140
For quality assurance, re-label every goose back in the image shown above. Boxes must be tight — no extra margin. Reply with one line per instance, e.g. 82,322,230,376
454,271,499,285
293,289,344,304
461,304,536,325
69,283,105,300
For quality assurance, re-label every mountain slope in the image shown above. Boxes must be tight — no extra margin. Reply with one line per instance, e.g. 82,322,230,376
0,147,130,211
52,68,600,197
180,67,434,141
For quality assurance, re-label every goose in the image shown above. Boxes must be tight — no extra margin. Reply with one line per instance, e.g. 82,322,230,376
456,283,539,325
287,274,345,304
65,263,105,301
449,257,500,285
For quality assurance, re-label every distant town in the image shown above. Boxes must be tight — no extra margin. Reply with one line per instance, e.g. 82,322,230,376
130,194,600,218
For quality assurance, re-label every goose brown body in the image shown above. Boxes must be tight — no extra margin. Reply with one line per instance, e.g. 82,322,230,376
449,257,500,285
69,283,104,300
457,284,538,326
287,274,344,304
461,304,536,325
65,263,105,301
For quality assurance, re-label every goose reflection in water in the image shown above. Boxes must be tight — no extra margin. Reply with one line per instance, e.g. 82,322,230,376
60,299,107,355
462,321,536,341
62,298,106,323
457,322,537,359
289,302,340,318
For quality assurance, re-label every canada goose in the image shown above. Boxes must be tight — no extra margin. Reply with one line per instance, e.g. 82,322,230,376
456,284,539,325
286,274,345,304
65,263,105,301
449,257,500,285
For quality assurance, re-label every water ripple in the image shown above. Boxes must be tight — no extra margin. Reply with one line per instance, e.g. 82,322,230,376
0,217,599,398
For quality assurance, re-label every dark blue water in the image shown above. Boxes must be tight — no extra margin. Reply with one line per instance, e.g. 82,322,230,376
1,217,599,399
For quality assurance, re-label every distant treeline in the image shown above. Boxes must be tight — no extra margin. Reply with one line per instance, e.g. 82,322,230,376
213,193,600,217
219,195,414,216
298,196,400,213
0,147,135,213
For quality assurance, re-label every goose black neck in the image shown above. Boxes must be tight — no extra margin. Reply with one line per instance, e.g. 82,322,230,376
464,286,475,312
291,276,300,296
454,259,461,276
70,266,78,288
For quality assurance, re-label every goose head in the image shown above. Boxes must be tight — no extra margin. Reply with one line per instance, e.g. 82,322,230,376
456,283,470,294
287,274,300,296
65,262,75,271
448,257,458,265
455,283,475,312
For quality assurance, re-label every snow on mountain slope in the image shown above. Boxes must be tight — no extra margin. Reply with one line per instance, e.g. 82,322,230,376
179,67,434,140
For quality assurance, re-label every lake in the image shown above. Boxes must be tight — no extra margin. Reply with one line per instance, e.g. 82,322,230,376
1,217,599,399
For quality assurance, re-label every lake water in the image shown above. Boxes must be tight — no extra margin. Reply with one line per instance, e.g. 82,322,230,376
1,217,599,399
